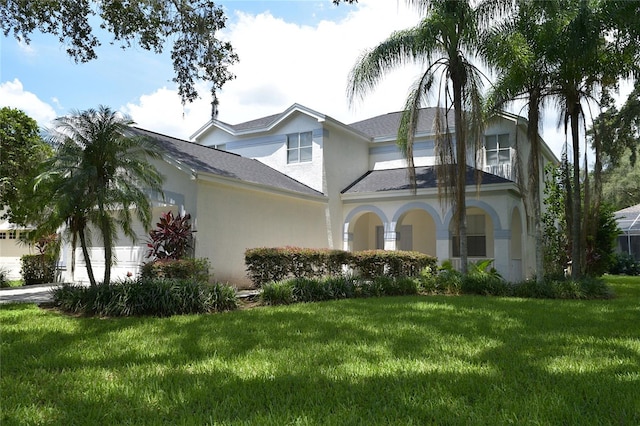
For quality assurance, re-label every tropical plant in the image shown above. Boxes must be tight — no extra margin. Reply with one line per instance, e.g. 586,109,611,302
347,0,486,274
146,211,193,260
38,106,165,286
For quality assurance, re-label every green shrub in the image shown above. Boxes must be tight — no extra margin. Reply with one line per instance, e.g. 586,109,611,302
435,269,463,295
20,254,56,285
245,247,351,287
245,247,437,287
370,275,419,296
609,252,640,276
461,259,509,296
349,250,437,280
52,279,237,317
140,258,211,282
578,277,615,299
291,277,335,302
0,267,8,288
322,275,357,300
511,277,613,300
261,280,295,305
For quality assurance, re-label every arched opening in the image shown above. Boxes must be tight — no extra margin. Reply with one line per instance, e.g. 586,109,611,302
351,212,384,251
396,209,437,255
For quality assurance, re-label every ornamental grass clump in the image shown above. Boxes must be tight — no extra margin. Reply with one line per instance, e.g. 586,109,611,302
52,279,237,317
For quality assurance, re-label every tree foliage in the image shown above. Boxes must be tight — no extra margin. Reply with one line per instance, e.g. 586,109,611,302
39,106,165,285
0,0,238,110
0,107,53,226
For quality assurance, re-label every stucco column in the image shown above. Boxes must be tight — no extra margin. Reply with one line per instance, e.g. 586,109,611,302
343,231,353,251
435,229,450,265
494,230,511,279
384,223,397,251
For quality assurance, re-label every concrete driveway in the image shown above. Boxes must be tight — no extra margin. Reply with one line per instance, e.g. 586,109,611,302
0,284,60,305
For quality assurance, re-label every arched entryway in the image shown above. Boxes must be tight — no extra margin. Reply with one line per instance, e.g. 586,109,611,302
395,209,437,256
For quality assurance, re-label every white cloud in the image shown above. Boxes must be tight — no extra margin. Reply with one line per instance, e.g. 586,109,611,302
121,86,213,140
214,2,423,125
121,1,424,139
0,79,57,127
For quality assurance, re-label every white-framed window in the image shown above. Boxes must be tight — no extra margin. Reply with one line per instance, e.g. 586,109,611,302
0,232,6,240
485,134,511,165
8,230,17,239
452,214,486,257
287,132,312,163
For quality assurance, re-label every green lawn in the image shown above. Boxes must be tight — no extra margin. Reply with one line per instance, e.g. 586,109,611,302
1,276,639,425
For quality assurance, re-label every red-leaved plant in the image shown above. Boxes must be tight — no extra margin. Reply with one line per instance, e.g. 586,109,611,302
146,211,193,260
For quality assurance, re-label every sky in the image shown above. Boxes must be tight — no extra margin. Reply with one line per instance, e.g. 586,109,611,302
0,0,633,161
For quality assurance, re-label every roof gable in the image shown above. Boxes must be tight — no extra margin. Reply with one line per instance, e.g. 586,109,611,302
191,103,328,139
133,127,323,198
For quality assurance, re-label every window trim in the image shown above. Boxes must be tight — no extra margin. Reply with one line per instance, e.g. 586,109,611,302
287,131,313,164
485,133,511,166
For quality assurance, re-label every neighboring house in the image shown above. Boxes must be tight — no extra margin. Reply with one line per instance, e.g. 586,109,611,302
47,104,557,287
0,216,32,280
614,203,640,261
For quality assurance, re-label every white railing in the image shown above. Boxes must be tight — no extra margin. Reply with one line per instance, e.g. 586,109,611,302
484,163,512,180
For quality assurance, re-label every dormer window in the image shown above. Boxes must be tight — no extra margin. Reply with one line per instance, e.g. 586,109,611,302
287,132,312,163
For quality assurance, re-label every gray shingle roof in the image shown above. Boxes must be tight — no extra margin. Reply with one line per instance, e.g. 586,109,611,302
348,108,443,139
342,165,513,194
218,113,282,133
132,128,324,198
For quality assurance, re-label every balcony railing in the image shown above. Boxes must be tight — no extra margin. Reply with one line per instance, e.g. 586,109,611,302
483,163,512,181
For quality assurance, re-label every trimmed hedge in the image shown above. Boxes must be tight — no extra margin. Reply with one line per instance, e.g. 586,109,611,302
20,254,56,285
245,247,437,287
52,279,238,317
140,258,211,282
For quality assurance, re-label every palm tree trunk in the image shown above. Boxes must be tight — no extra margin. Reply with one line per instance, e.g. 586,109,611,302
452,66,468,275
570,104,582,279
100,214,112,286
78,227,97,286
528,90,544,283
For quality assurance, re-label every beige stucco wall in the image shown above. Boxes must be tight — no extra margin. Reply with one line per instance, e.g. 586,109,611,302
194,178,329,287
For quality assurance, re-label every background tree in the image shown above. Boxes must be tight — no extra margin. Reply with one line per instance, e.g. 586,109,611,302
0,107,53,226
347,0,486,273
39,106,165,285
0,0,238,112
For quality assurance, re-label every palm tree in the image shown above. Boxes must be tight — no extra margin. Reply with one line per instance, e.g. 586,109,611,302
40,106,164,285
546,0,609,279
348,0,486,273
481,0,561,282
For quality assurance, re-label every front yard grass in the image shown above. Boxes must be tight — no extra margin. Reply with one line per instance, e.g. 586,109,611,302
1,276,639,425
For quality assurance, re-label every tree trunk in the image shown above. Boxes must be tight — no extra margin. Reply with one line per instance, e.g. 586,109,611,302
101,214,112,286
570,104,582,279
528,90,544,283
452,64,468,274
78,227,97,286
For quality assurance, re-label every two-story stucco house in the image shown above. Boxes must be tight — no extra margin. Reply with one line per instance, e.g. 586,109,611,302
5,103,557,287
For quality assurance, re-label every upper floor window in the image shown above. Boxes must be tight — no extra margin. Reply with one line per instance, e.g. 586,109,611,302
485,134,511,165
287,132,312,164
